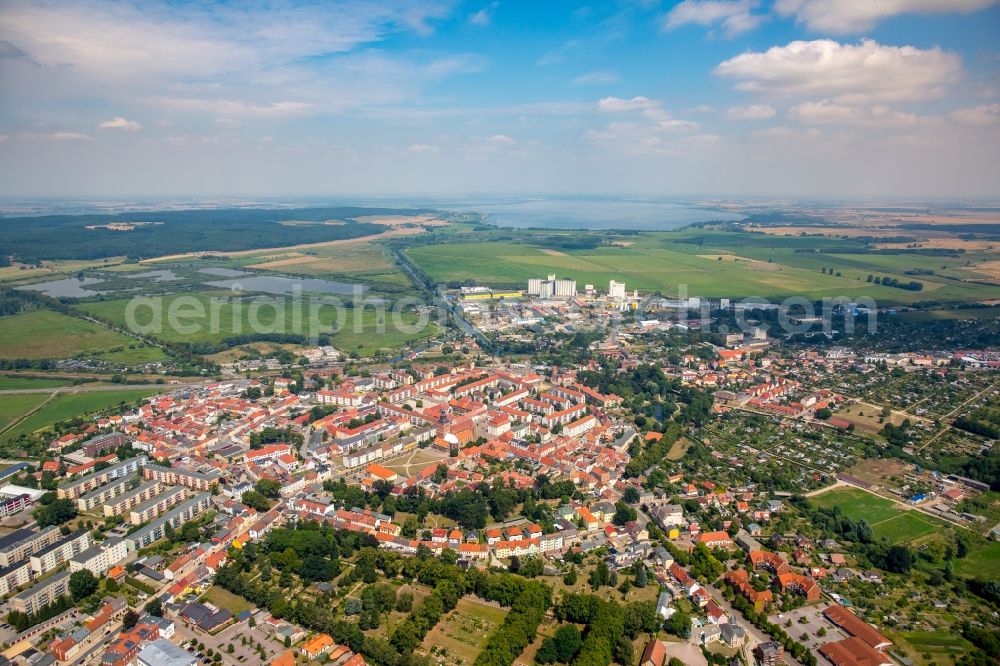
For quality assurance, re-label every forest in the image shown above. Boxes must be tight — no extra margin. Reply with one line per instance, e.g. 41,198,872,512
0,206,432,262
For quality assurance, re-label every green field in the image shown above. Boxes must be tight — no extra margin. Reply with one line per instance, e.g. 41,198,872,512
405,230,1000,304
0,376,77,390
895,630,976,665
811,487,955,545
0,394,51,433
0,388,164,444
954,540,1000,579
810,487,903,524
79,292,441,355
200,585,255,615
869,512,943,544
0,310,139,360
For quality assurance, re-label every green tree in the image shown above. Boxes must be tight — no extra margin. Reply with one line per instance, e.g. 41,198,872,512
69,570,98,600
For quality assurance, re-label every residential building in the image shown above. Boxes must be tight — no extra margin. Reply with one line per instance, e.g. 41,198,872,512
126,493,212,549
12,569,71,614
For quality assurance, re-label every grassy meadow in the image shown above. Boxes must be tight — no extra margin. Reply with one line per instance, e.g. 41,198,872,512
79,292,442,355
0,310,143,360
405,230,1000,304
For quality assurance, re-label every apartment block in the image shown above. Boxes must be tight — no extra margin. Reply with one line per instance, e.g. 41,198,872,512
12,569,71,615
128,486,189,525
0,493,33,518
103,480,163,517
126,493,212,550
69,537,132,576
0,559,33,597
30,529,92,575
0,526,61,568
76,474,136,512
141,464,218,492
81,431,128,457
57,456,147,500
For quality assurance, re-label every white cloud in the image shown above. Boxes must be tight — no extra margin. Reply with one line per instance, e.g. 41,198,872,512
51,132,92,141
750,126,822,140
774,0,1000,34
727,104,776,119
572,70,620,86
98,116,142,131
596,97,698,131
789,100,921,127
715,39,962,103
485,134,515,144
142,98,313,116
598,96,659,112
664,0,763,36
0,0,466,119
214,118,242,129
469,2,498,26
950,104,1000,125
408,143,439,153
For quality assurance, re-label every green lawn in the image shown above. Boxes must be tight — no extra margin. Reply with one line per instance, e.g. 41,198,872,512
0,388,164,444
404,231,1000,304
0,310,138,360
870,512,944,544
811,487,954,545
810,487,902,524
200,585,255,615
955,540,1000,579
80,291,441,355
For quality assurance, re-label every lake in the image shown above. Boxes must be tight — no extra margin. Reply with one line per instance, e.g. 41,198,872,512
17,276,108,297
199,268,363,295
444,197,743,230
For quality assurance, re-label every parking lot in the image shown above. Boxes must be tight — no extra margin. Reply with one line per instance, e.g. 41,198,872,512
768,604,848,653
174,612,287,665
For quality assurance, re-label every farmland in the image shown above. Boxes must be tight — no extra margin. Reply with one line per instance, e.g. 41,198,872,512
0,387,164,445
0,309,140,360
405,229,1000,304
79,292,442,355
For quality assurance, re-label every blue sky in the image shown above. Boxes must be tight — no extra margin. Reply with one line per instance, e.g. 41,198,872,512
0,0,998,198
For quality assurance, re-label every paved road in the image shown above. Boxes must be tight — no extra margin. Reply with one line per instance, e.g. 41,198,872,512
701,580,801,665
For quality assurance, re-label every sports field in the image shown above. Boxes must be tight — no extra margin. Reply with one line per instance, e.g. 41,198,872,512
405,230,1000,304
809,487,949,543
79,292,442,355
0,310,138,360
